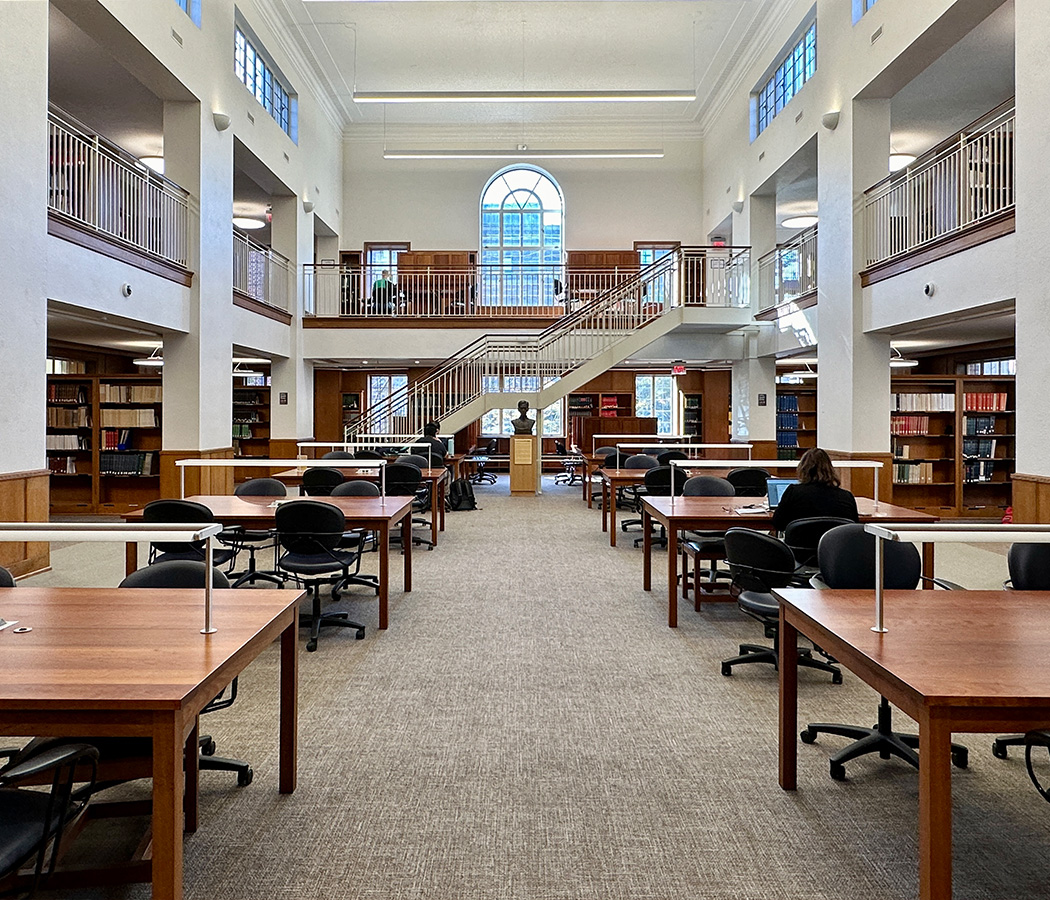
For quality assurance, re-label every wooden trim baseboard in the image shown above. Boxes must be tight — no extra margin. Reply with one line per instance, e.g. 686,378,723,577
233,291,293,324
860,211,1015,287
47,213,194,287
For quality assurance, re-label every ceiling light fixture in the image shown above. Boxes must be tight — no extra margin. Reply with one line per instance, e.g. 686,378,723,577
889,153,917,172
232,217,266,230
778,356,819,366
890,347,919,368
138,156,164,175
781,215,819,229
132,348,164,367
233,357,270,365
383,148,664,160
796,365,819,379
355,90,695,105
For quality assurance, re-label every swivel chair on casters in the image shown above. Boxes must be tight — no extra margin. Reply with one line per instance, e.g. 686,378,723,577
470,439,498,485
226,478,288,587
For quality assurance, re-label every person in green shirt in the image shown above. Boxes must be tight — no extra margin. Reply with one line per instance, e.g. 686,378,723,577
371,269,396,314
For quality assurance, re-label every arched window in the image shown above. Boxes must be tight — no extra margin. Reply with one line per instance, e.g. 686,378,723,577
480,166,563,307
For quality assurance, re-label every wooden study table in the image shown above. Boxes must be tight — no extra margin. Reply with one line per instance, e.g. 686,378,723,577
775,588,1050,900
0,587,299,900
596,468,649,546
640,496,938,627
124,495,413,630
273,467,449,546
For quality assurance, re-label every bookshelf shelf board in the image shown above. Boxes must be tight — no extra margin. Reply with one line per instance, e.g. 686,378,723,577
964,409,1013,415
893,457,954,463
892,481,956,487
49,472,92,478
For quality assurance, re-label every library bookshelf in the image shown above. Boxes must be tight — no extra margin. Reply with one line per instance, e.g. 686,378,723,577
568,392,633,446
775,384,817,460
232,373,272,481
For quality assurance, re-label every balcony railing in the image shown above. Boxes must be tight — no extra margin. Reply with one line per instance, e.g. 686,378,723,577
304,249,749,320
47,105,190,268
863,100,1015,268
757,226,817,311
233,231,292,312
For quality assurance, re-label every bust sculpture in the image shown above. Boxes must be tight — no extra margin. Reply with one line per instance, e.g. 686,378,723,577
511,399,535,434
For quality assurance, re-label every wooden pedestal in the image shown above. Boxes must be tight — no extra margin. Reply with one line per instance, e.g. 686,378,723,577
510,435,539,495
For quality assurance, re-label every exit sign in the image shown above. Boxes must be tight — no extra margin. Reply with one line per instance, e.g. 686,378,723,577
671,364,686,376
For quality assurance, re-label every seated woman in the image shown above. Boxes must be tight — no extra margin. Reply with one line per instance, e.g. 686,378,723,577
771,447,859,532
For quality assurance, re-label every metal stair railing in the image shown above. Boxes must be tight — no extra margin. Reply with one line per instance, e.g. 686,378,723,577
347,246,749,438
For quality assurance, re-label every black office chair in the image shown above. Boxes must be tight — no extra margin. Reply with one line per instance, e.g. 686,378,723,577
619,453,660,519
678,476,736,599
782,516,855,576
726,467,770,497
631,465,689,548
301,466,345,497
553,440,582,486
396,454,430,469
330,480,383,572
801,523,969,780
0,742,99,895
274,500,369,652
719,528,842,683
354,449,384,460
118,562,254,786
657,450,688,467
385,463,435,550
0,566,13,588
321,450,355,460
141,499,238,570
226,478,287,588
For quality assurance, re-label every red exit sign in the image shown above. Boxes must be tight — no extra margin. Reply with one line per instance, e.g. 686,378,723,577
671,364,687,376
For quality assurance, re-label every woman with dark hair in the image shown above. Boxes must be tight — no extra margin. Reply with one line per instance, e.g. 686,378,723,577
771,447,859,531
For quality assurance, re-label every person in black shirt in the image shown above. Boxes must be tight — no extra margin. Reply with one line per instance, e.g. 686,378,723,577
421,421,447,464
771,447,859,532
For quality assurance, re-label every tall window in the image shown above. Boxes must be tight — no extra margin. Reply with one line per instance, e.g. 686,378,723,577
174,0,201,27
480,167,563,306
365,243,409,294
853,0,878,22
368,374,408,434
753,22,816,138
480,376,564,437
635,375,677,436
234,25,297,141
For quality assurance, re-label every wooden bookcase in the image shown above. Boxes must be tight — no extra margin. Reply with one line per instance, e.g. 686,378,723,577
341,392,363,433
681,393,703,437
567,391,633,445
48,373,162,514
959,375,1015,517
233,377,272,464
775,384,817,460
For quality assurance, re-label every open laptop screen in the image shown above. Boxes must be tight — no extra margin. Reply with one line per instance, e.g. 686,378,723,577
766,478,799,509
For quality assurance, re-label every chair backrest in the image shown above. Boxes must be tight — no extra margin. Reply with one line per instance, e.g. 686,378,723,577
625,453,659,470
682,475,735,497
118,560,230,589
142,499,217,554
724,528,798,593
816,523,920,589
657,450,688,466
782,516,856,567
331,479,381,497
0,566,14,588
643,465,688,496
302,466,345,496
274,500,346,555
726,467,770,497
384,462,423,496
354,449,384,460
1007,543,1050,590
602,450,632,469
235,478,287,497
397,454,429,469
484,439,499,454
321,450,355,460
555,440,568,456
594,446,617,459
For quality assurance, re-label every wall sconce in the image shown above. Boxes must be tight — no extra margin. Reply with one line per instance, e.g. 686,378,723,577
212,111,231,132
821,111,840,131
731,200,744,214
302,199,315,213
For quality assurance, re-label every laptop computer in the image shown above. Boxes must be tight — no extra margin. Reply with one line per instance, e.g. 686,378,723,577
766,477,799,509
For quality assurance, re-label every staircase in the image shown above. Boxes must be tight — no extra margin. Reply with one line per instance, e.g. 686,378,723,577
347,246,750,439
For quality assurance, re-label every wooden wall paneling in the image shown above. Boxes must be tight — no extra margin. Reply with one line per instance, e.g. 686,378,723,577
159,449,234,499
0,470,50,577
313,370,344,442
701,371,731,443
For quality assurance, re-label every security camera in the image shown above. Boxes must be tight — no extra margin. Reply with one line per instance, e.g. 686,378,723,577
923,283,935,297
121,283,133,298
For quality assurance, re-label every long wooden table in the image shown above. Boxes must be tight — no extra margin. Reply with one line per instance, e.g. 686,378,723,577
640,496,938,627
124,495,413,630
0,587,299,900
273,467,449,546
775,588,1050,900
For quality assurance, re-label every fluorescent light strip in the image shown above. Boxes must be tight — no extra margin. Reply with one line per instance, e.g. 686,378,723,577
355,90,695,104
384,148,664,160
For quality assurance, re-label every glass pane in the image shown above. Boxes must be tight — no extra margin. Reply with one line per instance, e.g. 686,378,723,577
635,376,653,417
503,213,522,246
482,212,500,247
522,213,541,246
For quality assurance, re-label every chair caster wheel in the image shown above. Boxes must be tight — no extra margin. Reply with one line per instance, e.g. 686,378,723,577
800,729,817,744
238,767,254,787
201,738,217,756
355,628,365,640
832,672,843,685
952,748,969,769
306,639,318,652
830,762,847,781
992,741,1009,760
331,589,342,602
720,663,732,677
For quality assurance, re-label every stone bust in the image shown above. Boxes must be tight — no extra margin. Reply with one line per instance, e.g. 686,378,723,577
511,399,535,434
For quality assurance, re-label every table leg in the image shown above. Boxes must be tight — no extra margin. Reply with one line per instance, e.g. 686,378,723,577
403,511,413,594
586,468,593,507
125,541,138,576
779,608,798,791
183,721,199,834
601,481,608,532
279,610,298,794
667,525,678,628
438,478,446,532
643,510,652,592
918,711,953,900
152,715,184,900
922,543,936,590
379,523,389,630
431,483,440,546
610,484,618,547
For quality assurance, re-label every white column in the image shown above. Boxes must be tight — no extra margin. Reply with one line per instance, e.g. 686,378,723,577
815,98,891,453
732,354,777,444
0,2,48,475
1014,0,1050,478
161,100,233,451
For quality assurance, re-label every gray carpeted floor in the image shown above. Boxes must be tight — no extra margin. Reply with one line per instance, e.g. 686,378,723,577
22,480,1050,898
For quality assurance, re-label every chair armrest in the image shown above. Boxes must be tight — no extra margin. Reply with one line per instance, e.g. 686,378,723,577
922,575,967,591
0,743,98,786
809,574,830,590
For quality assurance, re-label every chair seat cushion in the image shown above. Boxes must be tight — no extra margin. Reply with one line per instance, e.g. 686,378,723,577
682,537,726,555
153,548,236,567
0,789,57,875
278,551,356,576
738,590,778,617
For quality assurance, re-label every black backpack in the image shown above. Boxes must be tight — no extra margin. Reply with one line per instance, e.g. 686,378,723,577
447,477,478,511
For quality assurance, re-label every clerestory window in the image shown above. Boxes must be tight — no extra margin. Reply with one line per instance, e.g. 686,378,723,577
753,20,817,139
234,21,298,141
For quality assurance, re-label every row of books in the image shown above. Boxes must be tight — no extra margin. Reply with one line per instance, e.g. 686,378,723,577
233,391,265,406
962,437,997,459
47,383,87,404
233,424,255,438
776,394,800,412
47,407,90,428
100,384,162,404
100,408,158,427
965,415,998,435
101,429,134,450
777,447,800,460
777,431,799,448
890,415,931,436
964,460,996,483
963,392,1008,411
46,434,89,450
894,462,936,484
893,393,955,412
600,396,619,408
777,413,799,429
233,411,262,423
100,451,154,476
599,409,618,417
48,456,80,475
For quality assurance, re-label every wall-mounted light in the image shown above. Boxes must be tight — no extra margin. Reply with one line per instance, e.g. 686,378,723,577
821,111,840,131
232,217,266,230
138,156,165,175
302,199,315,213
133,348,164,367
782,215,818,229
890,348,919,368
233,364,262,378
731,200,744,214
889,153,917,172
212,111,231,132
